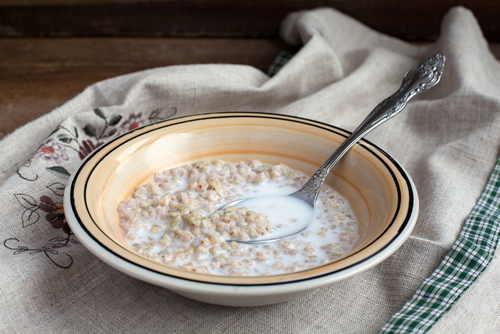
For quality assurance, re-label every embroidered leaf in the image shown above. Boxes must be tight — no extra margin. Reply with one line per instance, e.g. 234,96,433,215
105,128,117,137
39,198,56,213
48,126,62,137
46,213,64,228
46,182,66,196
149,109,160,121
108,114,122,126
17,159,39,181
72,125,79,138
14,193,38,209
46,166,71,180
4,238,22,251
21,209,40,228
13,246,29,255
94,107,108,119
4,238,74,269
44,251,74,269
148,107,177,123
17,169,38,182
79,140,95,160
57,134,73,144
83,124,97,137
49,237,67,243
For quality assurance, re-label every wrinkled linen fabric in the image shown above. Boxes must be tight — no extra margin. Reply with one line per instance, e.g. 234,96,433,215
1,6,500,333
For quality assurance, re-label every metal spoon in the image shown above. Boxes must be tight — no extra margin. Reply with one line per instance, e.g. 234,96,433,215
222,54,445,243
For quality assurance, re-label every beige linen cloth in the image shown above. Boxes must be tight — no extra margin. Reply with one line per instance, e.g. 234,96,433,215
2,6,500,333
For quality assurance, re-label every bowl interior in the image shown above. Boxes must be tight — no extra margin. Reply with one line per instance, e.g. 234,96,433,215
70,112,413,285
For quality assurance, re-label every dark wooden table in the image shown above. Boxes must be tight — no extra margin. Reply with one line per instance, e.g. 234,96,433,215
0,37,297,139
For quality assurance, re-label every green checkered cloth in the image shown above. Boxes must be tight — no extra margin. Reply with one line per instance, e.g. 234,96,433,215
268,51,293,77
379,158,500,333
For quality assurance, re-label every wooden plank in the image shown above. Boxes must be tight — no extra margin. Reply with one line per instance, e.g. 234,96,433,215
0,0,499,42
0,37,295,68
0,37,294,139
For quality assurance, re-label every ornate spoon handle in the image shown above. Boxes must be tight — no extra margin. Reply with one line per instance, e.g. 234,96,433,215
292,54,446,205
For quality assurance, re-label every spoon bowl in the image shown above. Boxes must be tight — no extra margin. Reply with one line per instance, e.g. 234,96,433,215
222,54,445,243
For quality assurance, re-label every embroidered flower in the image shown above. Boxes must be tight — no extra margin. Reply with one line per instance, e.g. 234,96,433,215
39,196,71,234
119,112,147,134
78,140,103,160
34,139,69,164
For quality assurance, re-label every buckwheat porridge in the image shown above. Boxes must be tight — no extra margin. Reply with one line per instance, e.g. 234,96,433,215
117,160,359,276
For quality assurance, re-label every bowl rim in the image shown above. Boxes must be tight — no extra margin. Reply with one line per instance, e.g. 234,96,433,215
64,111,418,293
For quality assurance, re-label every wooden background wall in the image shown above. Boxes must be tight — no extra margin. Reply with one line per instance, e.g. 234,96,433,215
1,0,499,41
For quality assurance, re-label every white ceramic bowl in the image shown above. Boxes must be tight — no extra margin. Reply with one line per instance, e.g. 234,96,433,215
64,112,418,306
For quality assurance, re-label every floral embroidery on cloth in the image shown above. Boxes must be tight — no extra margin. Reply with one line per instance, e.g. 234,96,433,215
4,107,177,269
33,139,69,164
